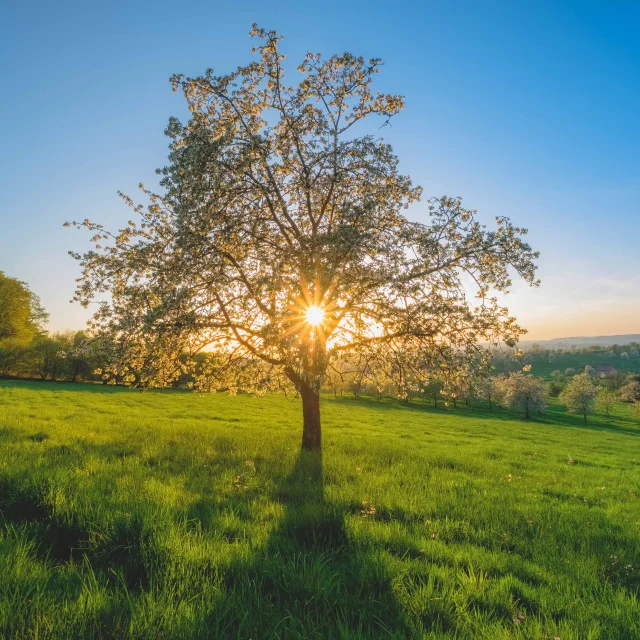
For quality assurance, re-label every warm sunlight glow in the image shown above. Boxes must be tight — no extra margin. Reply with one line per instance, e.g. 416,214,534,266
306,305,325,326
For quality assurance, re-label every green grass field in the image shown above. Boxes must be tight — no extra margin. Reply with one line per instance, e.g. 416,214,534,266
517,351,640,379
0,380,638,639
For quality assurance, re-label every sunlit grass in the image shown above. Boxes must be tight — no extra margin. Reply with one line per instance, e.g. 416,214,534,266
0,380,638,639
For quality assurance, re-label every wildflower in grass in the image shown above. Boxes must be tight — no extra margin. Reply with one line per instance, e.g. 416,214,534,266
355,467,361,474
512,611,525,625
431,532,438,539
505,473,512,482
360,501,376,517
567,456,576,464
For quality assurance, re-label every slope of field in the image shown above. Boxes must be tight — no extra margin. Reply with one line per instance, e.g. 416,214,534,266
0,380,638,639
507,350,640,379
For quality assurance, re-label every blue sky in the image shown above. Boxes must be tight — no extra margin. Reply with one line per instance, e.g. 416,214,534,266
1,0,639,339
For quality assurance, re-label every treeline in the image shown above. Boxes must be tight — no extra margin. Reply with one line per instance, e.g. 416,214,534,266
0,331,100,383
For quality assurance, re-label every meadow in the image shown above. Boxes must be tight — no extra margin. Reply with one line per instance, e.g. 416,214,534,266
0,380,638,639
512,350,640,380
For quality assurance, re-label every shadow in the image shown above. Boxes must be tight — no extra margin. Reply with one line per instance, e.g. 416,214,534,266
201,449,412,638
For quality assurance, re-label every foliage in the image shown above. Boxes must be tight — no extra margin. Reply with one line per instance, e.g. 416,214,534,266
496,372,547,419
422,376,444,408
0,330,102,383
598,389,616,417
0,380,638,639
559,373,599,423
618,380,640,403
547,380,563,397
0,271,48,346
68,24,538,449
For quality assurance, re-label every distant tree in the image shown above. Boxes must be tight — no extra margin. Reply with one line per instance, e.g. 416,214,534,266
55,331,93,382
584,365,595,377
551,370,561,378
423,377,444,408
0,339,29,377
68,25,539,452
618,381,640,403
630,349,639,359
564,368,575,376
597,389,616,417
560,373,599,424
27,335,63,381
0,271,48,346
621,352,630,360
497,372,547,419
548,381,563,397
471,376,497,410
530,343,543,355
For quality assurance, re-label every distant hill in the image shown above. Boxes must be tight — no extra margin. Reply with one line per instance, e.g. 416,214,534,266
520,334,640,348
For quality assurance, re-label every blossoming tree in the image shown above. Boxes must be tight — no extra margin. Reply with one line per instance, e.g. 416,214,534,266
69,25,539,451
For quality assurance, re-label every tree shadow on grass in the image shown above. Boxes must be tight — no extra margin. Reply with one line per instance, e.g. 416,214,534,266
202,450,412,639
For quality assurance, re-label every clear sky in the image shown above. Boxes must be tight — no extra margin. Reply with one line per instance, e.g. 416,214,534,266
1,0,639,340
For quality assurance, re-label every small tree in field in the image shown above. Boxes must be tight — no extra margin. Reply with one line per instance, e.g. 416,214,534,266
560,373,599,424
476,376,499,411
565,368,575,376
497,372,547,419
618,381,640,403
68,25,539,451
597,389,616,417
423,377,444,408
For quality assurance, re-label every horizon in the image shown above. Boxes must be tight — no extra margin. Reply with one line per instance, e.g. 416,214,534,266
1,1,639,341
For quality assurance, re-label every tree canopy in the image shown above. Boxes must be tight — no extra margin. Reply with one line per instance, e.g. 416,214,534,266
0,271,48,346
559,373,599,424
496,373,547,419
69,25,539,450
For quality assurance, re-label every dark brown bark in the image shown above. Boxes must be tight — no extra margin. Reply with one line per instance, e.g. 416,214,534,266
300,381,321,451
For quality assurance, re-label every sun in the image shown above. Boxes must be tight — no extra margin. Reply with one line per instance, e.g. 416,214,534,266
305,305,325,326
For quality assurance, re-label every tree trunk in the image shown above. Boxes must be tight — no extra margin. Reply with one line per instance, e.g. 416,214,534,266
300,382,321,451
525,405,530,419
583,411,587,425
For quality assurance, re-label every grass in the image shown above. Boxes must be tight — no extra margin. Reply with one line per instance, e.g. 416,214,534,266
0,380,638,639
514,351,640,379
